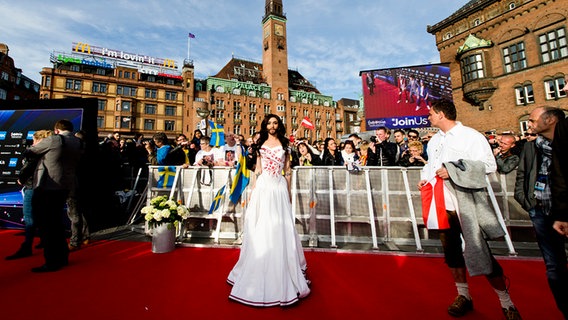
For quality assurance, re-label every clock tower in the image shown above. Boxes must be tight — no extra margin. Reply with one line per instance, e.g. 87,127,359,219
262,0,289,115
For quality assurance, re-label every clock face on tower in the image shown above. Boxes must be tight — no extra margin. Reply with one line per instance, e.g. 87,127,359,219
275,24,283,36
264,26,270,38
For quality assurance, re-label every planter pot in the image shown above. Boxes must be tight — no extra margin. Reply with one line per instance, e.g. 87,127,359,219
152,223,176,253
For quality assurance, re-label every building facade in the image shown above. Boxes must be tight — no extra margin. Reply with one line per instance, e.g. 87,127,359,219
39,0,356,142
427,0,568,134
0,44,40,101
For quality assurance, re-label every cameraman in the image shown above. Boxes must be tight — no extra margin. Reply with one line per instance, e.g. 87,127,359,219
368,127,399,166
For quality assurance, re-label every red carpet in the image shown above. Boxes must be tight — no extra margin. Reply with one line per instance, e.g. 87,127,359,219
0,229,562,320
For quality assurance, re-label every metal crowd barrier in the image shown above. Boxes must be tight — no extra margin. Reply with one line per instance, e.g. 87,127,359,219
136,166,530,254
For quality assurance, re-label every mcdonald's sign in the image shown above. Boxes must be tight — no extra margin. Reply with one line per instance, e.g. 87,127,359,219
73,42,92,54
162,59,176,69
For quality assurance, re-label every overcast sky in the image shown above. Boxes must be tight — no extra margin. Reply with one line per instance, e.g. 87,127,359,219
0,0,467,100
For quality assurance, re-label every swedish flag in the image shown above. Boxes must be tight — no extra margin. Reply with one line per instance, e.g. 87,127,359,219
229,145,250,204
209,120,225,146
156,166,177,188
208,185,226,215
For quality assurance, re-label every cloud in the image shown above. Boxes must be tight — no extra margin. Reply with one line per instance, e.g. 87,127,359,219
0,0,466,100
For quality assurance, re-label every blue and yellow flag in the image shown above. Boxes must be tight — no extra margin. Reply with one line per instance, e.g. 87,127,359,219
156,166,177,188
229,145,251,204
208,185,226,215
209,120,225,146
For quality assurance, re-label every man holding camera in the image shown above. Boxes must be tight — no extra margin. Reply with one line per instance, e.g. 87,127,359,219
367,126,399,166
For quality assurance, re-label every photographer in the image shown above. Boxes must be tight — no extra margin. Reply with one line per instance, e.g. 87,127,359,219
193,136,224,167
367,127,399,166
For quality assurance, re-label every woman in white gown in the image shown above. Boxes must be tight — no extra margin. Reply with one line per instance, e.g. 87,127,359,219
227,114,311,307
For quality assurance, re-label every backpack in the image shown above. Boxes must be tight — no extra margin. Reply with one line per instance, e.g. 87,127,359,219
164,145,187,165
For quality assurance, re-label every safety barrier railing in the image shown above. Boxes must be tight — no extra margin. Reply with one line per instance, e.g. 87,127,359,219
136,166,529,254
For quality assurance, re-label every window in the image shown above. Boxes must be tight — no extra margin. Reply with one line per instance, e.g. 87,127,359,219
277,105,285,112
514,84,534,105
264,105,271,113
120,116,131,129
144,119,155,130
443,32,452,40
165,91,177,101
165,120,175,131
117,85,136,97
97,99,106,111
503,42,527,73
120,101,132,112
539,27,568,63
70,65,80,72
508,2,516,10
145,104,157,114
124,71,131,79
65,79,82,91
1,71,8,81
277,93,284,100
92,82,108,93
97,116,104,128
0,88,6,100
43,76,51,87
460,53,485,82
96,69,106,75
165,105,176,116
473,19,481,27
145,88,157,99
544,77,567,100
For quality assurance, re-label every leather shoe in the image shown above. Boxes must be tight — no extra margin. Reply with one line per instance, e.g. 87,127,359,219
5,248,32,260
31,264,62,273
447,295,473,317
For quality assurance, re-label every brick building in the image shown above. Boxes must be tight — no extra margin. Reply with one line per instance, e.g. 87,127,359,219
0,44,40,101
39,0,356,141
427,0,568,134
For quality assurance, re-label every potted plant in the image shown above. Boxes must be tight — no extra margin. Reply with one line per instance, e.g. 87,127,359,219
141,195,190,253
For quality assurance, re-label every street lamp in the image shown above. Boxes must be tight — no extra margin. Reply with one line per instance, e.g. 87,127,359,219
195,101,210,136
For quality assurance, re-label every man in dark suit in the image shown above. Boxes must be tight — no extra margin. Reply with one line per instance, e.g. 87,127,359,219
25,119,83,272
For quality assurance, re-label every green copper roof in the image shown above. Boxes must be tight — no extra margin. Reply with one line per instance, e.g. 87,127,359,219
457,34,493,55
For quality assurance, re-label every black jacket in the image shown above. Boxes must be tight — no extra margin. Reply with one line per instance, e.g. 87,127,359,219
551,116,568,221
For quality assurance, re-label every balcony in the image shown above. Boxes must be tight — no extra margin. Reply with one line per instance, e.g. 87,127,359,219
234,119,242,125
462,78,497,106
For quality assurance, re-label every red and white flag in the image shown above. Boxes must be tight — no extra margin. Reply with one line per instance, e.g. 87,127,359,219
420,176,450,230
300,116,315,130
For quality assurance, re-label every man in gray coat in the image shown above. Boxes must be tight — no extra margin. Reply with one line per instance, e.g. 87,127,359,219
25,119,83,272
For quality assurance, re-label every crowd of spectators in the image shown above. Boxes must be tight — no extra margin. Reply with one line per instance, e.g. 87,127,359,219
101,125,537,178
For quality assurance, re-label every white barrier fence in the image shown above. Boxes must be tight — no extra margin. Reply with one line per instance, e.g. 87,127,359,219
137,166,530,254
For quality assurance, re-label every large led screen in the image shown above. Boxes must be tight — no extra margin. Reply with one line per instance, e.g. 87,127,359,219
360,63,452,130
0,99,97,228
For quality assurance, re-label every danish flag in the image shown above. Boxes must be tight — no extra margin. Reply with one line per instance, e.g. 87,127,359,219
420,176,450,230
300,117,315,130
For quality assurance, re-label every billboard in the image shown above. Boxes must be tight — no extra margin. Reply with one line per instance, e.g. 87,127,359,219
360,63,452,130
0,99,98,228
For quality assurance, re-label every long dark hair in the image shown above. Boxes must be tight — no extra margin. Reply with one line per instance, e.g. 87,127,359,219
256,114,289,150
247,114,289,168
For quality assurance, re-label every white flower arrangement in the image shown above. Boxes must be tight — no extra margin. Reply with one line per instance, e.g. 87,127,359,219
141,195,190,228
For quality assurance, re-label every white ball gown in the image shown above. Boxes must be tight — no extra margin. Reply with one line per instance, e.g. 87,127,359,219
227,145,311,306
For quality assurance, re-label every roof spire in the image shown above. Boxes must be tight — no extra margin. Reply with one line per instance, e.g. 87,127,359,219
265,0,284,19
